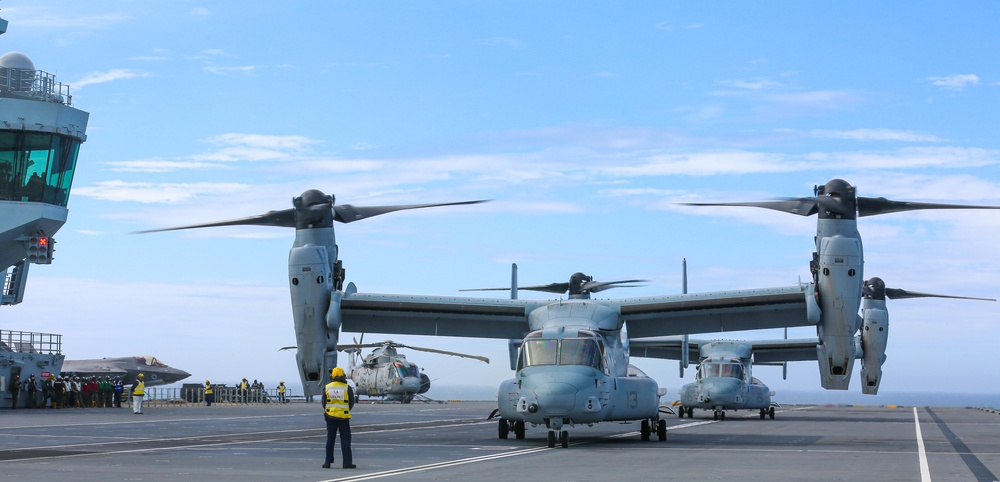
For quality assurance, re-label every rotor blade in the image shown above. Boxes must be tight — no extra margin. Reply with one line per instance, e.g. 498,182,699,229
583,279,649,293
332,200,489,224
134,208,297,233
392,344,490,363
682,198,820,217
857,197,1000,217
278,346,296,351
884,288,995,301
461,282,570,294
336,343,390,351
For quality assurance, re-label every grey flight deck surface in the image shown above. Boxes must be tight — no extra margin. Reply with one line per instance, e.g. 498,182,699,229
1,401,997,481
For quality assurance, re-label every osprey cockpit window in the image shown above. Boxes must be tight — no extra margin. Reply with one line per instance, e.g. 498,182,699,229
522,339,558,367
699,361,745,380
559,338,602,370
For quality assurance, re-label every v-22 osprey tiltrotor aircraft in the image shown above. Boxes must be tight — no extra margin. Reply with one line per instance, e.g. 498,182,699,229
683,178,1000,393
138,189,488,397
338,264,833,448
336,339,488,403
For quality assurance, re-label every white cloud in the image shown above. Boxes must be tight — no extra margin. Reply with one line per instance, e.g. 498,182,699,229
722,78,782,90
804,146,999,170
806,128,943,143
764,90,864,112
5,7,130,30
927,74,979,91
189,133,321,162
71,69,150,89
190,7,211,17
73,181,249,204
104,159,225,172
202,65,259,75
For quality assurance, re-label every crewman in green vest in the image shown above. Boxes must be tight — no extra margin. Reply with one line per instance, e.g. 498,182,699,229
321,367,355,469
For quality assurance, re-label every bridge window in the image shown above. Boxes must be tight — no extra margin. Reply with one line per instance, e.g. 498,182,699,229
0,131,82,206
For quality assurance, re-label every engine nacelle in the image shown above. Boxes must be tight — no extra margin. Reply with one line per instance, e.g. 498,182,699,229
289,244,335,397
859,303,888,395
813,234,863,390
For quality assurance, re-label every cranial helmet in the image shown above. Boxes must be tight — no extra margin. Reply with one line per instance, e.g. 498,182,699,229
331,367,345,378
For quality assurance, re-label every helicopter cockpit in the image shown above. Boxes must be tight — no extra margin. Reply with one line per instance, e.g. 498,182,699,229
392,361,420,379
697,360,746,381
516,329,604,372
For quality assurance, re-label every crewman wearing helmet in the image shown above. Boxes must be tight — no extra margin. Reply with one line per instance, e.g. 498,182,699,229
321,367,355,469
132,373,145,414
204,380,214,406
277,381,286,404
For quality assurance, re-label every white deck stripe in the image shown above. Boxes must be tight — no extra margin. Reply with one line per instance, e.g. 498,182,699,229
914,407,932,482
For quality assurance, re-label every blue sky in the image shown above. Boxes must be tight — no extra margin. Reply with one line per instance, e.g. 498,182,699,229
3,2,999,403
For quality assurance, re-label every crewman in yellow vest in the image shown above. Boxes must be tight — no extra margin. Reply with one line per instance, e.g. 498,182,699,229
277,381,286,403
132,373,145,414
204,380,214,406
321,367,355,469
240,377,248,403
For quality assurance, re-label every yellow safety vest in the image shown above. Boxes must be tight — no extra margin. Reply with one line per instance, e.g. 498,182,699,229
133,381,145,396
205,384,213,395
278,384,285,394
324,381,351,419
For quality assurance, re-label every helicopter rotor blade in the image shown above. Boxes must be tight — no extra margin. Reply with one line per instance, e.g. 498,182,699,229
461,282,570,294
883,288,995,302
134,208,297,233
391,344,490,363
582,279,649,293
857,197,1000,217
333,200,490,224
681,198,820,217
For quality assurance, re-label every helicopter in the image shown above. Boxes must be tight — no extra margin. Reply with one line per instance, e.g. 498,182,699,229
336,340,489,403
682,178,1000,392
336,264,829,448
138,189,488,396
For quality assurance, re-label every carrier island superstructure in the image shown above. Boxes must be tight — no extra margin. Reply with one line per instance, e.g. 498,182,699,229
0,12,89,406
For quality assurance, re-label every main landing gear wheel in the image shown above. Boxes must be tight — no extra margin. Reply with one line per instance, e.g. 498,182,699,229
769,406,775,419
759,408,766,419
687,407,694,418
498,419,509,439
640,419,651,441
560,430,569,448
678,407,685,418
713,410,725,420
547,431,556,448
657,419,667,441
514,420,525,439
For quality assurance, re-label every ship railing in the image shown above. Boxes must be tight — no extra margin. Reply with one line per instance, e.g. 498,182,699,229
0,329,62,355
134,387,302,406
0,67,72,104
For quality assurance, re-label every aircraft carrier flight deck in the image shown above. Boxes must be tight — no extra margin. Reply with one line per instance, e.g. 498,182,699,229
1,401,997,481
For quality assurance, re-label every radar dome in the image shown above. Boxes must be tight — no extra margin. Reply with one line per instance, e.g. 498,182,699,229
0,52,35,70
